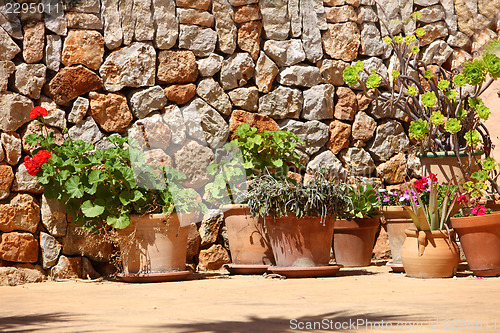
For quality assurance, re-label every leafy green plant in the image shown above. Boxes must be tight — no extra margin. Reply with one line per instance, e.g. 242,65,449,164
342,185,381,219
204,123,304,205
25,117,206,231
246,174,350,220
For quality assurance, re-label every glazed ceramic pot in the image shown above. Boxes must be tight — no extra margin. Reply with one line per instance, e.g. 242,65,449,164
451,213,500,277
401,228,460,278
382,206,413,265
333,218,380,267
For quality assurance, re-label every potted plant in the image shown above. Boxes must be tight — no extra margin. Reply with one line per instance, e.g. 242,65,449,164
25,107,206,282
401,173,460,278
378,188,414,271
343,8,500,188
333,184,381,267
204,123,304,274
246,174,350,277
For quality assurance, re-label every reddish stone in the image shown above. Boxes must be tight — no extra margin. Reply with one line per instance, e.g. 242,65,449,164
21,121,64,155
238,21,262,60
356,92,372,112
157,50,198,84
61,29,105,71
0,232,38,263
327,120,351,154
229,109,279,134
0,164,13,200
50,256,82,279
164,84,197,105
48,65,103,105
178,8,214,27
23,21,44,63
352,111,376,142
334,87,358,121
197,244,231,271
89,92,133,133
234,4,262,23
0,194,40,233
373,226,391,260
176,0,211,10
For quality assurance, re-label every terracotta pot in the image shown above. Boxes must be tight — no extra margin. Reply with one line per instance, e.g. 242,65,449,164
401,228,459,278
265,214,335,267
117,214,189,274
333,218,380,267
222,204,274,266
382,206,414,265
418,151,481,185
479,199,500,212
451,213,500,277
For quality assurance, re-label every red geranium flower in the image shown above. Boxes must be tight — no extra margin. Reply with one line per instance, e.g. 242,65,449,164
457,194,468,203
428,173,438,182
30,106,48,119
24,150,52,176
471,205,487,216
414,177,428,192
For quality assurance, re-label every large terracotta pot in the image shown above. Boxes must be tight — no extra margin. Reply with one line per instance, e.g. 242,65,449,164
401,228,459,278
333,218,380,267
418,151,481,185
117,213,189,274
451,213,500,277
382,206,414,265
222,204,274,265
265,214,335,267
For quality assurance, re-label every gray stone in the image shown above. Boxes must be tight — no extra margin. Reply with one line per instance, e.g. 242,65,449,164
102,0,123,50
413,0,439,5
0,61,14,93
421,40,453,66
0,265,46,286
228,87,259,112
66,0,101,12
44,4,68,36
306,150,347,180
301,0,324,63
127,113,171,150
302,84,335,120
177,8,214,28
99,42,156,92
40,232,62,270
318,59,349,86
277,65,322,87
419,4,446,23
352,111,376,141
407,153,423,178
196,78,232,116
259,0,290,40
174,140,214,189
288,0,301,37
13,64,46,100
153,0,178,49
354,57,388,90
313,0,328,30
12,164,44,194
163,104,187,146
263,39,306,67
369,92,407,121
50,256,82,280
0,92,33,132
1,132,21,165
366,120,409,162
120,0,135,45
220,53,255,90
129,86,168,119
0,26,21,60
360,22,385,57
40,97,67,130
45,35,62,71
178,24,217,57
0,2,23,39
68,97,89,124
197,54,224,77
258,86,303,120
213,0,237,54
41,195,68,237
132,0,154,41
67,116,105,144
440,0,457,33
447,31,472,48
357,5,378,22
254,51,278,93
398,0,414,35
279,119,329,155
340,148,376,176
65,12,103,30
199,209,223,246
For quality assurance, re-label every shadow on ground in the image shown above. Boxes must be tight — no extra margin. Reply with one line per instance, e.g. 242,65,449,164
151,311,429,333
0,313,78,332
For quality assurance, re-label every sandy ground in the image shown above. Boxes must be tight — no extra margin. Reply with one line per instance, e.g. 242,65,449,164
1,265,500,333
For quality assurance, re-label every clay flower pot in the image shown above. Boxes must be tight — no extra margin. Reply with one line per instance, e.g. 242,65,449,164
333,218,380,267
222,204,274,268
451,213,500,277
116,213,191,282
381,206,413,265
401,228,459,278
417,151,481,185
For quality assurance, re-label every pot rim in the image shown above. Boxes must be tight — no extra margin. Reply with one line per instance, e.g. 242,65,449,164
416,150,483,158
451,212,500,228
405,227,456,238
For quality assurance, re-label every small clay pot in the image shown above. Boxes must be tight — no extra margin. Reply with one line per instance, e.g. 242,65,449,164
333,218,380,267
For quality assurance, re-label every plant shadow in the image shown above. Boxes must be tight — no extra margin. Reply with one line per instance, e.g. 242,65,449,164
336,268,379,277
0,312,78,332
150,310,430,333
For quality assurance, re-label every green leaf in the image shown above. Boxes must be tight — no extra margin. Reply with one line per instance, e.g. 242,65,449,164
271,158,284,167
107,213,130,229
80,199,105,218
65,176,84,198
88,170,105,184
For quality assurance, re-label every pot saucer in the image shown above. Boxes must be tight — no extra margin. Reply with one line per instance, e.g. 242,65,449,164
223,264,270,275
267,265,342,278
386,262,405,273
117,270,192,283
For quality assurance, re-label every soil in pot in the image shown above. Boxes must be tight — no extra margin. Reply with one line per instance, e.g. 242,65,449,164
333,218,380,267
451,213,500,277
401,228,459,278
116,214,190,281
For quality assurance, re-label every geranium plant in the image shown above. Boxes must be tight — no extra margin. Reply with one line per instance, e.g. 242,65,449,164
25,107,206,231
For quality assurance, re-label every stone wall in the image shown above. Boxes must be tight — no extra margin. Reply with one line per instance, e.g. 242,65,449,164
0,0,499,284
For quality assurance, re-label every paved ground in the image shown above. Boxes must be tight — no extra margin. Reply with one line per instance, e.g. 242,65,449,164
1,265,500,333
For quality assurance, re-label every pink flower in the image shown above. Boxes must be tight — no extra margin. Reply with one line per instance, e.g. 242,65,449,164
457,194,468,204
236,183,243,188
471,205,487,216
